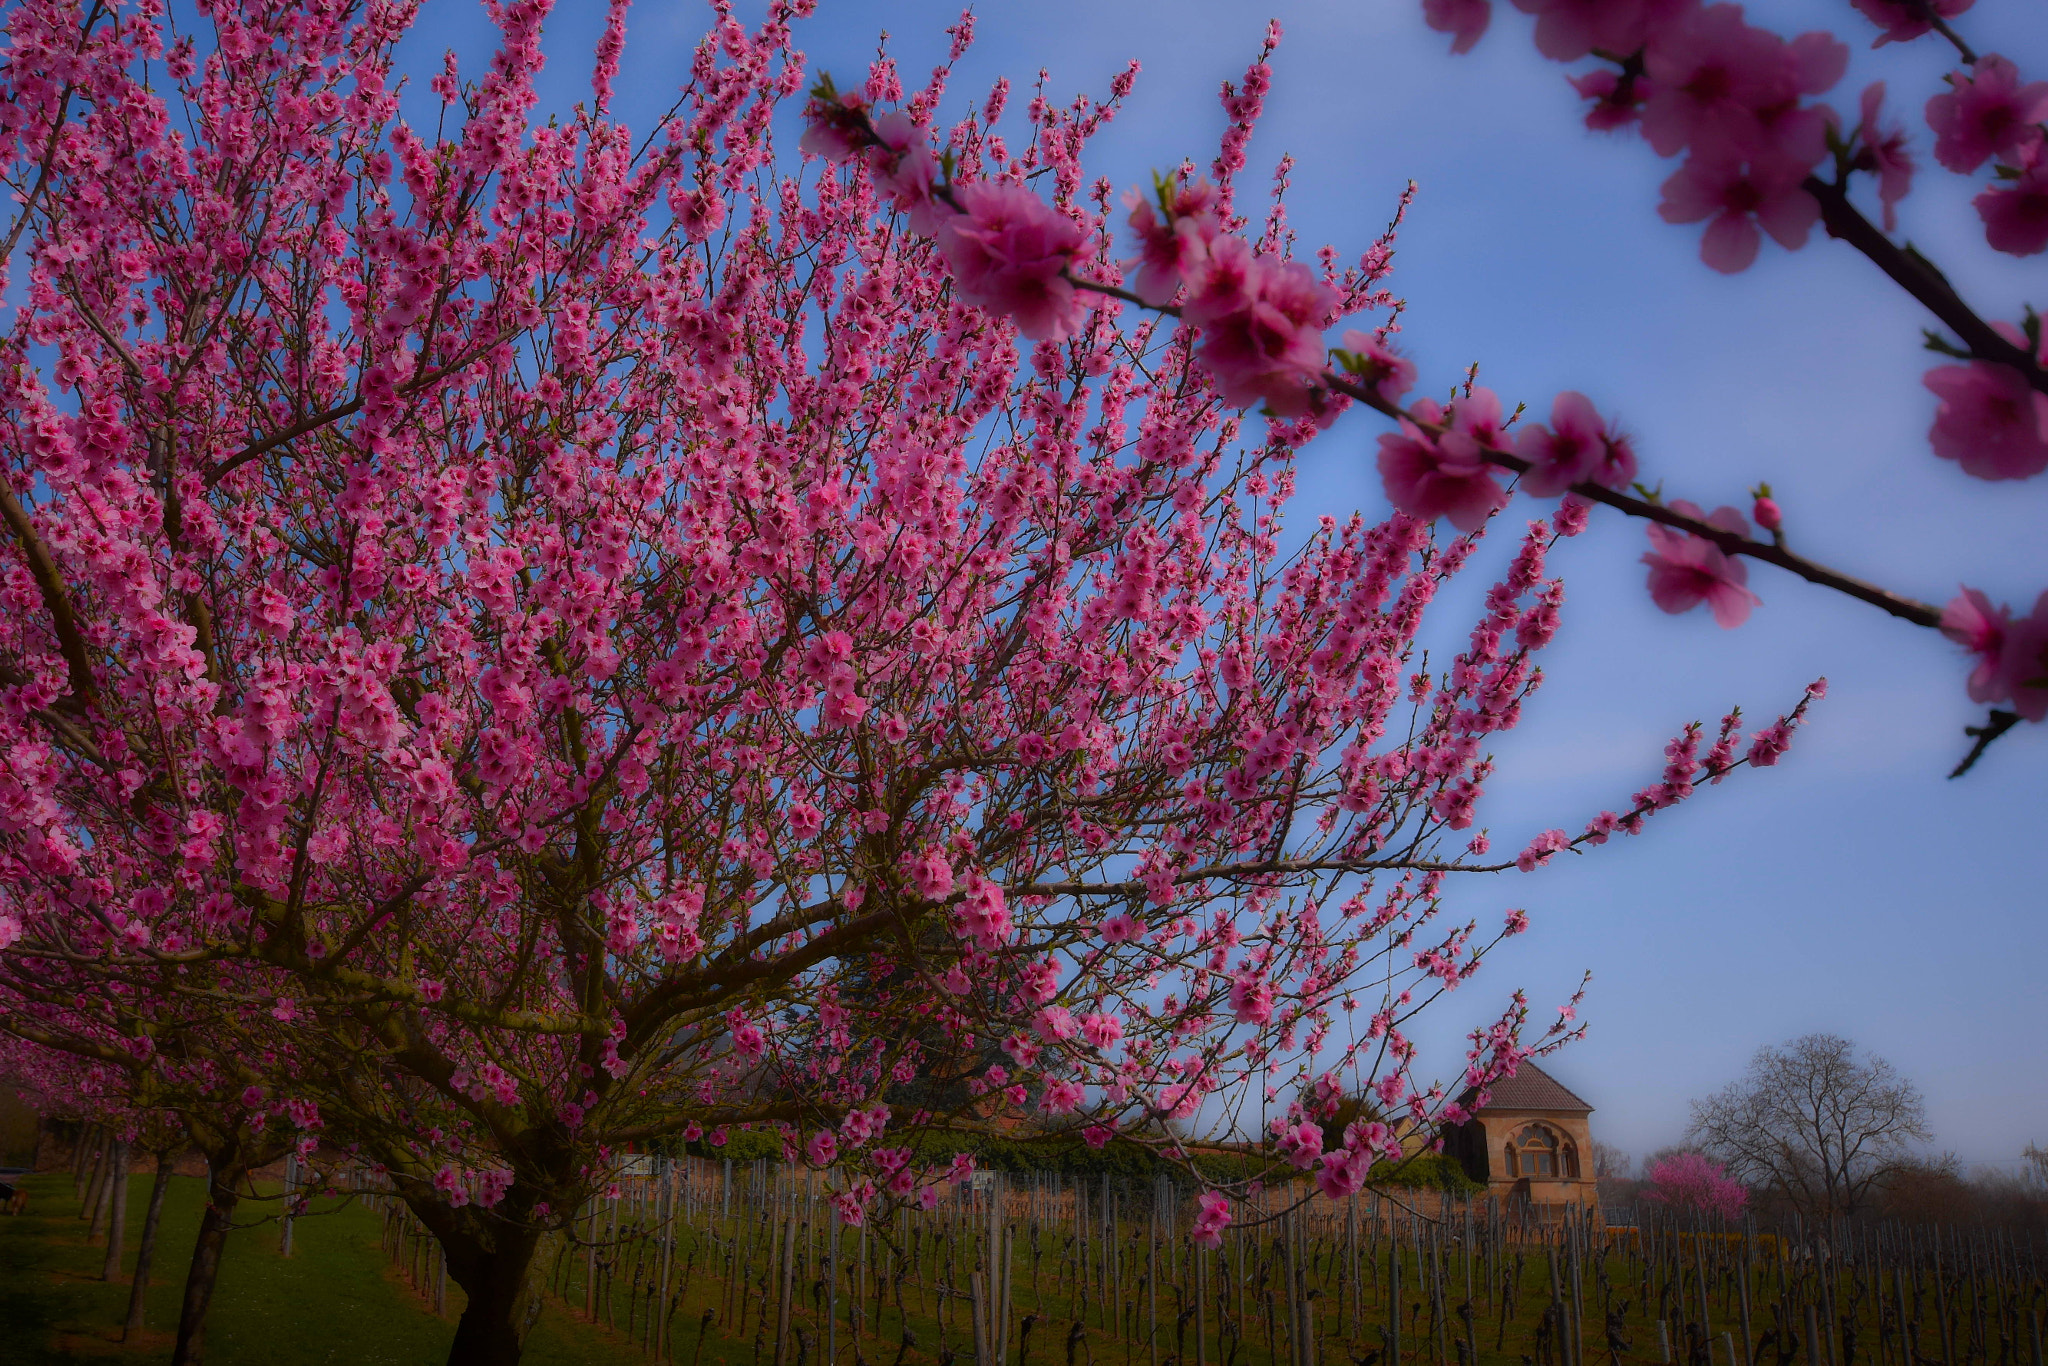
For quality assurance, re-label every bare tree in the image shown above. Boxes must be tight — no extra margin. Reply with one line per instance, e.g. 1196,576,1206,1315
1593,1141,1633,1180
1687,1033,1931,1218
1592,1140,1637,1207
2023,1143,2048,1193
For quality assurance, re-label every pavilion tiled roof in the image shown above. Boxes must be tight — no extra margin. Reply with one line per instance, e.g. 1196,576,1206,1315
1461,1061,1593,1114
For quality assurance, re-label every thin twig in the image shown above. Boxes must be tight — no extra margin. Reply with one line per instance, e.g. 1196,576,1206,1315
1948,709,2018,778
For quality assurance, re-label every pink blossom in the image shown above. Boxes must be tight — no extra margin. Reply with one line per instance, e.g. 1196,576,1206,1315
1515,391,1632,497
1191,1189,1233,1247
1999,593,2048,721
731,1022,765,1060
1041,1080,1085,1114
1181,236,1337,418
1924,56,2048,174
806,1129,839,1166
1515,828,1570,872
1569,68,1652,133
831,1185,873,1226
1229,973,1273,1025
1124,178,1222,305
1746,720,1795,766
1276,1119,1323,1169
1511,0,1686,64
955,873,1013,950
1944,589,2048,720
1316,1146,1371,1200
1854,83,1915,233
908,847,956,900
865,112,947,234
1658,151,1820,273
1423,0,1491,54
1336,329,1418,405
1941,587,2010,702
1642,7,1841,162
1641,501,1762,628
1849,0,1974,47
1376,397,1510,532
1923,342,2048,481
1034,1006,1078,1042
1975,150,2048,257
433,1164,470,1208
800,88,868,163
474,1169,514,1209
1022,958,1061,1003
936,182,1090,342
1751,490,1782,533
1098,912,1142,943
1079,1012,1124,1050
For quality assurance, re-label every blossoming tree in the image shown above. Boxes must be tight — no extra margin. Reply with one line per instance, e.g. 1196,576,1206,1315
0,3,1824,1363
1640,1148,1750,1222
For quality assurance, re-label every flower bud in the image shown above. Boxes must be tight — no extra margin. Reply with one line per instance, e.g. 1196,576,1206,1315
1750,485,1782,533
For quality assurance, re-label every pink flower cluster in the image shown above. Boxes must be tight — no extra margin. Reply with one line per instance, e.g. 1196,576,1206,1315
802,86,1091,342
1924,322,2048,481
1942,588,2048,721
1191,1190,1233,1247
1641,502,1762,628
802,86,1346,415
1925,56,2048,256
1430,0,1854,272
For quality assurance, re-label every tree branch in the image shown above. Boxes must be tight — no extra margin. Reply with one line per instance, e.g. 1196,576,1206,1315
0,487,101,708
1805,176,2044,396
1949,708,2019,778
202,326,523,489
1325,375,1947,629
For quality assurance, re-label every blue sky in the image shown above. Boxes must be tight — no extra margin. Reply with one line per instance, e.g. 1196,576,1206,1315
410,0,2047,1170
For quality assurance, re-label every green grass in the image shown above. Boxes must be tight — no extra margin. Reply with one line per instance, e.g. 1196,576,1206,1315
0,1171,664,1364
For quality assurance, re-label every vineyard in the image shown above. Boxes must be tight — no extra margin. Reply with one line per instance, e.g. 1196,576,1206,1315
366,1159,2048,1366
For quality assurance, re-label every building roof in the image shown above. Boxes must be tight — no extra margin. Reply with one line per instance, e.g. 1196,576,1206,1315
1463,1061,1593,1114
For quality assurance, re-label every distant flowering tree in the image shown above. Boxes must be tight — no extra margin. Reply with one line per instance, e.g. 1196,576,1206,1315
1,968,313,1363
0,3,1828,1363
1641,1149,1750,1222
1409,0,2047,771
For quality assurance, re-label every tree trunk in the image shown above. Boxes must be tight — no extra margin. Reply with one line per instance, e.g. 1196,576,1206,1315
101,1140,130,1279
171,1163,245,1366
87,1133,117,1240
80,1128,108,1222
430,1212,552,1366
73,1122,96,1196
124,1151,174,1339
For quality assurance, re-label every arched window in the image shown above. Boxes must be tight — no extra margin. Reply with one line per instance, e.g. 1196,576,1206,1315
1508,1125,1562,1178
1563,1140,1581,1179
